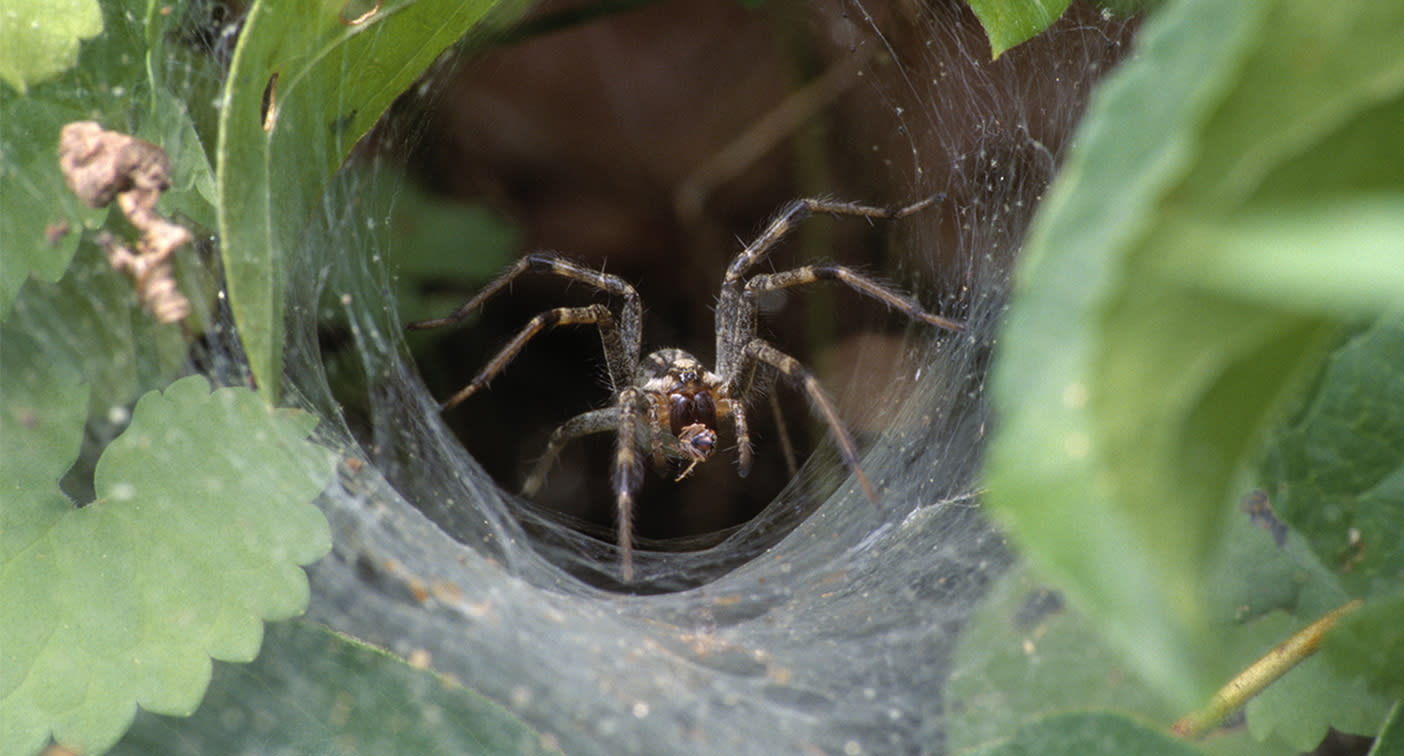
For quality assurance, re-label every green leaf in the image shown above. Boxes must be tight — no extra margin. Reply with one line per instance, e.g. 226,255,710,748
0,0,103,93
946,566,1180,753
0,327,88,593
1156,198,1404,320
381,180,518,325
1202,499,1351,625
948,557,1347,756
0,374,335,756
1196,512,1382,752
1243,609,1392,750
1321,591,1404,701
966,0,1071,59
215,0,517,401
110,621,560,755
962,712,1203,756
6,238,192,424
984,0,1404,708
1260,314,1404,595
0,0,191,321
1371,700,1404,756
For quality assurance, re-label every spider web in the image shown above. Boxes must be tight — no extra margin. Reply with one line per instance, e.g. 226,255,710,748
213,2,1130,753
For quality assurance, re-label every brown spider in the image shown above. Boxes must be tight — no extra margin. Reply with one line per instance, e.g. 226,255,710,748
409,196,963,581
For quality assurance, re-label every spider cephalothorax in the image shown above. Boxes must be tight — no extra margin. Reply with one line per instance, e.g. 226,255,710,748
410,195,963,581
641,348,728,476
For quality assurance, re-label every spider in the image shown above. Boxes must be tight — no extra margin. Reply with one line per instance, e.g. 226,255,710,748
409,195,963,581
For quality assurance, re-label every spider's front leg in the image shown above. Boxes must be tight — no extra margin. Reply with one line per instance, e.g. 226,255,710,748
439,304,615,409
613,386,649,582
407,252,644,408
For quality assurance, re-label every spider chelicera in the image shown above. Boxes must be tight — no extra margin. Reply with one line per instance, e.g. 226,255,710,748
409,195,963,581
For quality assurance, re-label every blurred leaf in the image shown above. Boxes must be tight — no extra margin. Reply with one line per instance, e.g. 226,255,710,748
967,0,1072,59
5,238,191,423
1156,198,1404,320
1320,591,1404,701
961,712,1202,756
0,326,88,571
946,566,1181,752
216,0,521,401
1202,496,1350,625
0,0,102,93
383,181,518,324
1371,701,1404,756
947,558,1341,756
0,374,335,756
985,0,1404,710
110,621,561,755
1242,608,1392,750
0,0,154,320
1260,313,1404,595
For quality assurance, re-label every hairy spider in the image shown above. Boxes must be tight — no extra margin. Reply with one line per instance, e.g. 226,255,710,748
409,195,963,581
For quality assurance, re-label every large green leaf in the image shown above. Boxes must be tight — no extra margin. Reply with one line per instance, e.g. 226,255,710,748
215,0,516,400
0,1,219,324
962,712,1203,756
1260,314,1404,595
1320,591,1404,702
984,0,1404,709
110,621,559,755
946,565,1183,753
0,1,152,320
0,372,335,756
0,0,102,93
1242,612,1393,751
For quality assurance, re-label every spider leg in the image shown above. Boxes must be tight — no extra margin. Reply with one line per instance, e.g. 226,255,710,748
408,252,643,396
734,339,877,503
614,387,647,582
722,398,753,477
767,392,799,478
744,264,963,332
521,407,618,498
722,194,944,284
715,194,945,381
440,303,614,409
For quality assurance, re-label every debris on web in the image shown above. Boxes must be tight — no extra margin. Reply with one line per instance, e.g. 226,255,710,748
58,121,192,324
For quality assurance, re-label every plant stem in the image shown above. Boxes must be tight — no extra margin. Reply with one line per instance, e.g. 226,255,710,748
1171,598,1364,738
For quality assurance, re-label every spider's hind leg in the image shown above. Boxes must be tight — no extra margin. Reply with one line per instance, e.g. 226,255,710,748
735,339,877,503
